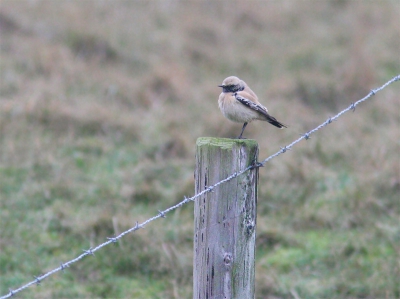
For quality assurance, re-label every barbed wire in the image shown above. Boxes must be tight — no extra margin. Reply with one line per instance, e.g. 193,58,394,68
1,74,399,299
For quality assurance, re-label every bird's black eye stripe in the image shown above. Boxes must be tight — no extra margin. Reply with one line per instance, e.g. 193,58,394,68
223,84,244,93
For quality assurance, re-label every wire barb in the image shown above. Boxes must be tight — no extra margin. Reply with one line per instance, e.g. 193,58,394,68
158,210,166,218
107,237,118,243
303,132,311,140
60,262,69,271
280,146,291,153
133,221,140,230
83,248,94,256
350,102,356,112
205,186,214,192
33,276,41,286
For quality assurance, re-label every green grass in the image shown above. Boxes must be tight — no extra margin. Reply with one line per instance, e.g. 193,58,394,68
0,1,399,298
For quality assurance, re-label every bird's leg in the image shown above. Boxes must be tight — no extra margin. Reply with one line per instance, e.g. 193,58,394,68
237,122,248,139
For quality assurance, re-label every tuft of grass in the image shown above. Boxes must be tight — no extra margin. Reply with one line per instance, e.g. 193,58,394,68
64,31,118,62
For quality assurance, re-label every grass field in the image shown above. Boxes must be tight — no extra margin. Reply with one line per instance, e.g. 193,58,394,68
0,1,399,298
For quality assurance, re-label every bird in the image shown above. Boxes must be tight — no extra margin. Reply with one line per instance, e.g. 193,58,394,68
218,76,287,139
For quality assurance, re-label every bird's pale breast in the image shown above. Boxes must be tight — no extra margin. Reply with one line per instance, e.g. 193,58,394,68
218,93,260,123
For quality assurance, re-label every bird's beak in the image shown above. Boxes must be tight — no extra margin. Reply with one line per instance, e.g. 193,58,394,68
218,85,224,88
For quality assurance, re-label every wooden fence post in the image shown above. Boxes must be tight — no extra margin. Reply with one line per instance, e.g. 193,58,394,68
193,137,258,299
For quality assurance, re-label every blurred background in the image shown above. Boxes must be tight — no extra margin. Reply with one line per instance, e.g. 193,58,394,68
0,1,399,298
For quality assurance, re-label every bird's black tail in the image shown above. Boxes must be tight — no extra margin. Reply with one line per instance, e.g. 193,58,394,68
266,114,287,129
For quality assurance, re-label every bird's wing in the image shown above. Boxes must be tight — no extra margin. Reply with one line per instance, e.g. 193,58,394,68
234,92,269,117
234,92,287,128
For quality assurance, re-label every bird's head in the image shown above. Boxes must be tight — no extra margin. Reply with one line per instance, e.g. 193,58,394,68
218,76,245,93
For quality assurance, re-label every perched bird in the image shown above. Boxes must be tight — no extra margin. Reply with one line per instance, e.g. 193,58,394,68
218,76,287,139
